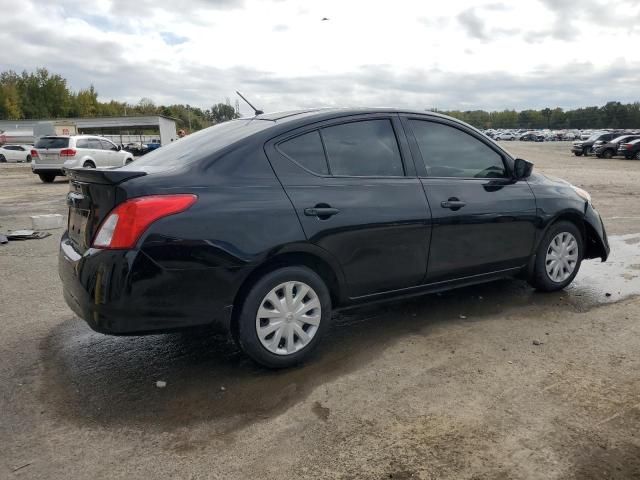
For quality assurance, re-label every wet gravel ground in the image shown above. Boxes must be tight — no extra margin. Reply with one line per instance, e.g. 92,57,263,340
1,142,639,479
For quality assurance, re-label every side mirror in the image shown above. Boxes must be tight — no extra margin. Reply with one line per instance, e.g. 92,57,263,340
116,145,122,151
513,158,533,180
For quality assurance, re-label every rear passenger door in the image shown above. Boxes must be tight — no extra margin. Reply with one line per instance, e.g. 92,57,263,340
87,138,104,166
266,114,432,299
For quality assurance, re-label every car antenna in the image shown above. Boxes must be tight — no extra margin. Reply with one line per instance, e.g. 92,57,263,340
236,91,264,116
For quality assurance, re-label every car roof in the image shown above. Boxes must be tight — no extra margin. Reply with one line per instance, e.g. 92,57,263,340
249,107,455,124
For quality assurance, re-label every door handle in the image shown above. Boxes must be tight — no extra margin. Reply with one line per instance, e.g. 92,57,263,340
441,198,466,210
304,207,340,218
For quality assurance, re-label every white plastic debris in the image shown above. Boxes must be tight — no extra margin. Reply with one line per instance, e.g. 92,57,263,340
30,214,64,230
156,380,167,388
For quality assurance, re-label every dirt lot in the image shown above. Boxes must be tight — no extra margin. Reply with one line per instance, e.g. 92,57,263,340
1,142,639,479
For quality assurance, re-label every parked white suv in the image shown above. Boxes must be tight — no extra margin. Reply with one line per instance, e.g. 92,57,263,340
31,135,134,183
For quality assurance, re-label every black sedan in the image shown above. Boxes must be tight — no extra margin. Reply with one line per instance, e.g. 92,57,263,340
59,108,609,368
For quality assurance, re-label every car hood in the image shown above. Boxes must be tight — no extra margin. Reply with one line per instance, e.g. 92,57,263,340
527,172,572,187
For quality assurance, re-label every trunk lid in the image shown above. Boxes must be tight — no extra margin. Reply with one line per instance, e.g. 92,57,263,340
65,168,146,253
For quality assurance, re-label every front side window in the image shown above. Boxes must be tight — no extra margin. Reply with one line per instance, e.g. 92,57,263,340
321,119,404,176
409,120,506,178
88,139,103,150
100,139,118,151
277,130,328,175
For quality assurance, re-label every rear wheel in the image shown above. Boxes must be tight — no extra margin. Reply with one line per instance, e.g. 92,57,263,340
236,266,332,368
529,221,583,292
602,149,613,159
25,155,32,163
38,173,56,183
635,151,640,160
83,161,96,168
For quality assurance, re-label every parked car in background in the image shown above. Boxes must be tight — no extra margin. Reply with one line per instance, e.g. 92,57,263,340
59,108,609,368
31,135,134,183
571,131,619,156
595,135,640,158
0,144,33,163
617,138,640,160
495,131,516,141
519,132,545,142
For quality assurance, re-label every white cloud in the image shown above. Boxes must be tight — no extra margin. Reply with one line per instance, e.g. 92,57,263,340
0,0,639,115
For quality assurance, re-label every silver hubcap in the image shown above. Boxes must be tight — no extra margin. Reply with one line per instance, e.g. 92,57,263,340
545,232,579,283
255,281,321,356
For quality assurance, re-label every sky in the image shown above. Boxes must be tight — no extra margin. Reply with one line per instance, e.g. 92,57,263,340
0,0,639,115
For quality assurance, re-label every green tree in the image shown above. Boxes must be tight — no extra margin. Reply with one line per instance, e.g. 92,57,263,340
210,103,239,123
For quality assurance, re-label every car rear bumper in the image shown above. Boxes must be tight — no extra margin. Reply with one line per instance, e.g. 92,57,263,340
32,163,65,175
59,233,241,335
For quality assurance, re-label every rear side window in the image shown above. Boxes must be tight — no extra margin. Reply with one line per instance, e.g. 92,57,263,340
35,137,69,149
76,139,89,149
277,131,328,175
321,120,404,176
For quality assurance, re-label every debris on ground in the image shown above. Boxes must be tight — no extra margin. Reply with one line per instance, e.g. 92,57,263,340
459,315,467,319
156,381,167,388
533,340,543,346
1,230,52,241
30,214,64,230
0,234,7,244
605,292,612,297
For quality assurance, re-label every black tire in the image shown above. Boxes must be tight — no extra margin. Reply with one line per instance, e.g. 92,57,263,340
38,173,56,183
635,151,640,160
25,155,32,163
602,149,613,159
0,154,6,163
236,266,332,368
83,161,96,168
574,152,583,157
529,221,583,292
125,158,133,165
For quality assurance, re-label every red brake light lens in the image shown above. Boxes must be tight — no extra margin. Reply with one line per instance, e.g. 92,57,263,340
60,148,77,157
30,149,39,158
92,194,197,249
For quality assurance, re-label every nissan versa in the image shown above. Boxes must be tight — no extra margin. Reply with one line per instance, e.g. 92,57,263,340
59,109,609,368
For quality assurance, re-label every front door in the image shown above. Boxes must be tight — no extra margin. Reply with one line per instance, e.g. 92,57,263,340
266,115,432,298
402,116,537,283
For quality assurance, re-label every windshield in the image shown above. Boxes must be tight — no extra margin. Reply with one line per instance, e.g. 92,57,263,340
610,135,630,143
121,119,272,171
35,137,69,149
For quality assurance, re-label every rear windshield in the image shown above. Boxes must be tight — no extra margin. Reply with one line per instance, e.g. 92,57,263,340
35,137,69,149
121,119,272,171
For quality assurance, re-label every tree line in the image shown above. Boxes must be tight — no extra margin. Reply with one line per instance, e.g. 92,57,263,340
0,68,239,131
439,102,640,130
2,68,639,131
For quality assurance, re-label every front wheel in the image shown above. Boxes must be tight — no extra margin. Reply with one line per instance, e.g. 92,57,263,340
0,154,6,163
574,151,583,157
602,149,613,159
635,151,640,160
236,266,332,368
25,155,32,163
529,221,583,292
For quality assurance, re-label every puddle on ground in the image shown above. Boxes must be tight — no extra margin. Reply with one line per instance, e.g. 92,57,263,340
568,234,640,308
38,235,640,432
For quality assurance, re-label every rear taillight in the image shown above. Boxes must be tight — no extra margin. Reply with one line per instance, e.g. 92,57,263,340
30,149,39,158
60,148,77,157
624,144,632,150
92,194,197,249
